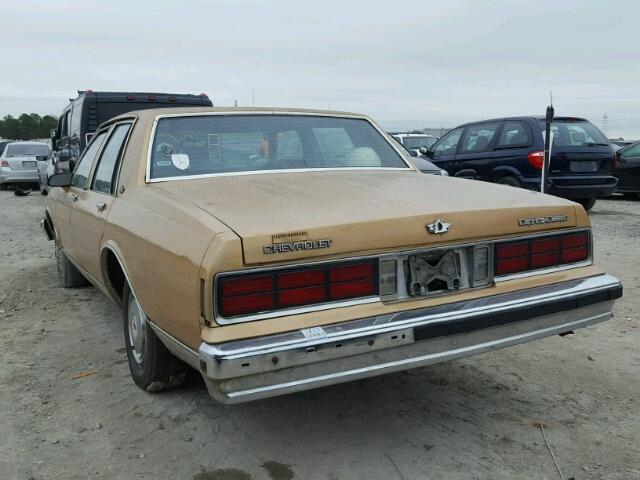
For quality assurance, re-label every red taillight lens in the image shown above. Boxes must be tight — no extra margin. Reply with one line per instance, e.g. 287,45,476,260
495,231,590,276
217,260,378,317
612,152,618,170
221,274,273,296
222,293,274,317
0,160,10,168
527,151,544,169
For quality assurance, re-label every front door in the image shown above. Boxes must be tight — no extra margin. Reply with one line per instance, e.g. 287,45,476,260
453,121,501,180
69,123,132,281
63,130,109,270
617,143,640,191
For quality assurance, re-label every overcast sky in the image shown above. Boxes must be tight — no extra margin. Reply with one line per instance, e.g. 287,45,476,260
2,0,639,137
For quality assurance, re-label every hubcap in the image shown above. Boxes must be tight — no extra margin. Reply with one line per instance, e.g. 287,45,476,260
128,295,146,364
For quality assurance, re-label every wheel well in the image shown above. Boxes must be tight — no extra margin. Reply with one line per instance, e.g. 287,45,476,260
104,249,126,304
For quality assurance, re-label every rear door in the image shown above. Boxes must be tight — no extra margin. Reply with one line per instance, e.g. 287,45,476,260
616,142,640,191
492,120,535,177
429,127,464,174
61,130,109,263
69,122,132,280
453,122,500,179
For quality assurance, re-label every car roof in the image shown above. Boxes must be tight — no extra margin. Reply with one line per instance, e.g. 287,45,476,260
104,106,370,127
393,133,434,138
454,115,590,128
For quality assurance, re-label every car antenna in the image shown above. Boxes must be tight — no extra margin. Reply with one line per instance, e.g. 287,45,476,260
541,90,554,194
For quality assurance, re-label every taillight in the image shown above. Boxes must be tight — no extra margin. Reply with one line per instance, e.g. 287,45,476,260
612,152,618,170
495,231,590,276
0,160,10,168
217,260,378,317
527,151,544,169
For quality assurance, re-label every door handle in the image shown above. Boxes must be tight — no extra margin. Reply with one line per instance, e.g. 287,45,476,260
96,202,106,212
71,193,78,202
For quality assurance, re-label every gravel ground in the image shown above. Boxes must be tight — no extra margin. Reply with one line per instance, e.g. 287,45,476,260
1,190,638,480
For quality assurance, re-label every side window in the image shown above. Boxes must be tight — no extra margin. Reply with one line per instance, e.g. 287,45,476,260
69,100,83,136
61,111,70,137
460,122,499,154
71,131,107,188
91,124,132,195
432,128,463,156
496,121,532,148
621,143,640,158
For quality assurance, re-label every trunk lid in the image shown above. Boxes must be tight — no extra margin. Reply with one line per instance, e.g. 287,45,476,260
5,155,40,171
550,147,614,175
156,171,579,265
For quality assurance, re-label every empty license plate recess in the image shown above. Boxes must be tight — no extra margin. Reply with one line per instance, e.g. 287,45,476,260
407,250,462,296
379,244,492,303
570,160,598,173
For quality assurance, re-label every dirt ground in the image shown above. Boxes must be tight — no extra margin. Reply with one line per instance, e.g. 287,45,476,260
0,190,638,480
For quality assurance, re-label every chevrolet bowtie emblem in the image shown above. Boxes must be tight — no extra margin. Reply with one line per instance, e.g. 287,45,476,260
427,219,451,235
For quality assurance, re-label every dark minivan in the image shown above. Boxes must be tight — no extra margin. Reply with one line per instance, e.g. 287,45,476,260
51,90,213,171
424,116,617,210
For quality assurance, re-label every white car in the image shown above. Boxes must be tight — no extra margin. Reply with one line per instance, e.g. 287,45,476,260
0,141,50,189
392,133,437,155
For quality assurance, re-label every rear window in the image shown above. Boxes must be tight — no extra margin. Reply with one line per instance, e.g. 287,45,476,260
540,119,609,148
5,143,50,157
149,115,408,180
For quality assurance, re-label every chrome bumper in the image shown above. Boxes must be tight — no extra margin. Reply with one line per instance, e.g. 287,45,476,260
198,274,622,403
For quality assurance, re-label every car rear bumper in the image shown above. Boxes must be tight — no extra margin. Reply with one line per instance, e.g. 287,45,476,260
194,274,622,403
522,175,618,198
0,169,39,184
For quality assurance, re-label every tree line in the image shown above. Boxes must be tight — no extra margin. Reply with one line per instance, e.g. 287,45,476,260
0,114,58,140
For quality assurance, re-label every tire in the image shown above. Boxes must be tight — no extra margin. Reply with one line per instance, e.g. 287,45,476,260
495,175,521,188
574,197,596,211
56,243,89,288
122,283,186,392
41,188,48,195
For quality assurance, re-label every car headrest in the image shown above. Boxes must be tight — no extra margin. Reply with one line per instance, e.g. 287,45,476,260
474,136,489,151
344,147,382,167
571,132,586,144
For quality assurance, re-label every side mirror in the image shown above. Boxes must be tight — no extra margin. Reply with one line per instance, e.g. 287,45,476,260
50,129,57,139
48,172,73,188
419,147,429,155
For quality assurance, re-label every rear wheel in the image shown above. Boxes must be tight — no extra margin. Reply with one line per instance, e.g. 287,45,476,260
122,283,186,392
495,175,521,188
574,197,597,211
56,243,89,288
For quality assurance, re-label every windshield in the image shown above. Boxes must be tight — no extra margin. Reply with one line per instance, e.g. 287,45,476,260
403,136,435,149
5,143,50,157
539,119,609,148
149,115,408,180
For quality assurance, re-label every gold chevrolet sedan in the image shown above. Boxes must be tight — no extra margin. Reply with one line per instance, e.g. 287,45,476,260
43,107,622,403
